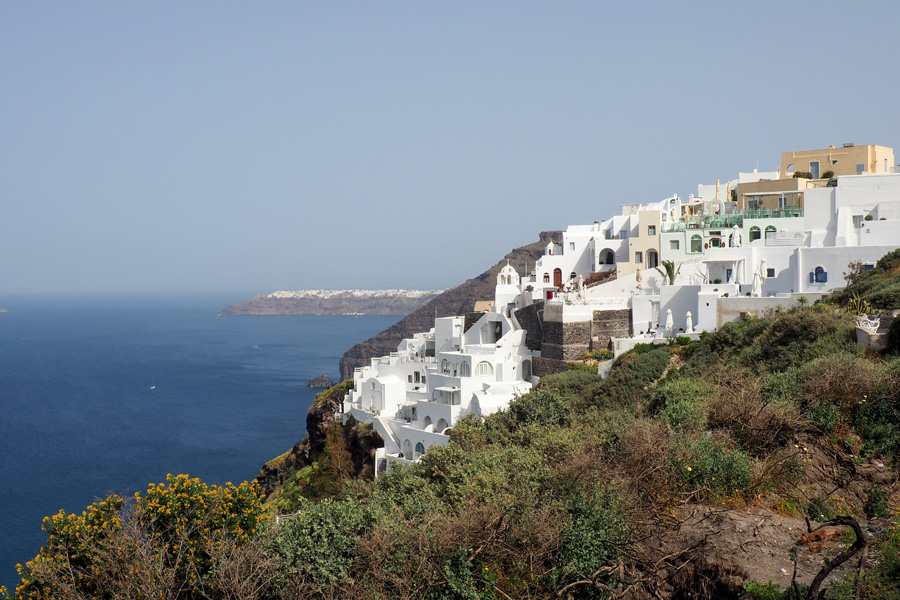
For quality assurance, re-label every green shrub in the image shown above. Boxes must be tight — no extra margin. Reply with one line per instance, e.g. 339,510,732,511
743,581,790,600
588,347,670,409
270,497,368,584
648,378,712,432
763,368,804,404
674,436,752,496
505,387,573,428
866,486,891,518
554,488,630,598
536,369,603,398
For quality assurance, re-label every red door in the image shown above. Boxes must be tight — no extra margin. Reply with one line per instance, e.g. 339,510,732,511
553,268,562,287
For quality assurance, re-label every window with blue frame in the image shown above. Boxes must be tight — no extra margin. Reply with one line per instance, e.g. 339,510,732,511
810,266,827,283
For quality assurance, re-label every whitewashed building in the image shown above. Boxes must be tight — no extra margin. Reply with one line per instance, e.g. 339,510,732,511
343,311,535,471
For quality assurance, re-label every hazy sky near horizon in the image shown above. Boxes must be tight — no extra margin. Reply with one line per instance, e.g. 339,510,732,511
3,2,900,298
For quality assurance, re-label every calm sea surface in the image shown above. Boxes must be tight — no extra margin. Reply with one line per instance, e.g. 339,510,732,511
0,295,397,590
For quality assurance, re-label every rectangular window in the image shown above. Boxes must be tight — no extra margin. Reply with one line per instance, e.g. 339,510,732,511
809,161,820,179
619,229,628,240
634,251,643,263
648,225,656,235
670,240,679,250
857,163,865,174
766,268,775,278
569,242,575,251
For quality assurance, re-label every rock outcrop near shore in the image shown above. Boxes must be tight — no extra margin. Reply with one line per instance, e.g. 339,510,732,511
338,231,560,379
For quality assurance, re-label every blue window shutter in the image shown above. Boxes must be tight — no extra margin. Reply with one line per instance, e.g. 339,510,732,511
823,272,827,283
809,272,814,283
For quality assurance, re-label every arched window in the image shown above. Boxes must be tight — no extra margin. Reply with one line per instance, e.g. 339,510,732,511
605,250,615,264
570,272,577,281
414,442,425,459
543,273,550,283
459,361,470,377
436,418,449,432
765,225,777,239
424,416,432,427
813,266,827,283
690,235,702,253
404,439,412,458
475,361,494,376
441,359,450,374
749,226,761,242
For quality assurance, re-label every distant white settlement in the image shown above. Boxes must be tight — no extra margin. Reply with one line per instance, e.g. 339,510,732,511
264,289,444,300
342,142,900,472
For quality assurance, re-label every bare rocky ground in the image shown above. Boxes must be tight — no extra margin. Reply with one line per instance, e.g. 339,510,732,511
628,435,899,599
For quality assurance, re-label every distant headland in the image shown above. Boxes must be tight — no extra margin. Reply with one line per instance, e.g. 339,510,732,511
218,289,444,316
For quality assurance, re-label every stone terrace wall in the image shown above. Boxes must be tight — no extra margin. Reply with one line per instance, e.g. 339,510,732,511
514,301,545,352
533,356,569,377
541,321,592,361
592,309,632,350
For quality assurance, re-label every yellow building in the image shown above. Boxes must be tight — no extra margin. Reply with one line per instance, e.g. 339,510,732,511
779,144,894,179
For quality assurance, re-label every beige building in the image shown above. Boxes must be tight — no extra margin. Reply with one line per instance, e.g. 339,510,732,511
618,209,662,278
735,177,809,213
779,144,895,179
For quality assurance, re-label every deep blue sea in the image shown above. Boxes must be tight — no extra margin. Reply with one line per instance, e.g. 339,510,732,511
0,295,398,591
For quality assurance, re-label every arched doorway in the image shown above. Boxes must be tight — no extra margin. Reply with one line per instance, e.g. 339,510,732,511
553,268,562,287
647,250,659,269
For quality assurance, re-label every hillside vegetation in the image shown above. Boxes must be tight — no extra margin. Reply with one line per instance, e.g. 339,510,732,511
7,299,900,600
9,248,900,600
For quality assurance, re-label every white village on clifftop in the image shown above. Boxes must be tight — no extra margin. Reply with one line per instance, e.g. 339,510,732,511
341,143,900,473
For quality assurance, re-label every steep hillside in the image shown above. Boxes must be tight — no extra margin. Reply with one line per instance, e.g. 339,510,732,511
338,231,560,379
11,303,900,600
261,304,900,599
829,248,900,310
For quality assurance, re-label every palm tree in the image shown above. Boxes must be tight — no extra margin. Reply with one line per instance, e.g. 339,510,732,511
655,260,681,285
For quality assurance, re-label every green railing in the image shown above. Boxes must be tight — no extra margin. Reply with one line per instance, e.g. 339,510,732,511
661,207,802,233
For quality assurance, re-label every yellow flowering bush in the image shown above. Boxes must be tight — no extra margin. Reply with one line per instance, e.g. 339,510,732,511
6,475,266,600
134,474,265,595
11,495,124,599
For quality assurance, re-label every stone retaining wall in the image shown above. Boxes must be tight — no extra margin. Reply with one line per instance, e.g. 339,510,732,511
533,356,569,377
592,308,632,350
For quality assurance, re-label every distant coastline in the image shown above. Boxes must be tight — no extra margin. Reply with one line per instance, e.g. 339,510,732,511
219,289,444,316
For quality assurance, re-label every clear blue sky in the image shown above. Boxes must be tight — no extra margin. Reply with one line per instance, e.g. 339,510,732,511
3,1,899,298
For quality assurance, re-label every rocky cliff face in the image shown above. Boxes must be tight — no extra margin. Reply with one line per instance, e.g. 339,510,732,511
255,381,382,499
338,231,560,379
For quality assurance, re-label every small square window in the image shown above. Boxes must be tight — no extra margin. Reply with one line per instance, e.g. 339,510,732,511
766,268,775,278
648,225,656,236
634,252,643,263
670,240,679,250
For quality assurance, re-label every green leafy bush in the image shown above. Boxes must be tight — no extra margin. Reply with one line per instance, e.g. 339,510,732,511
674,436,752,497
587,347,670,409
270,497,368,584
